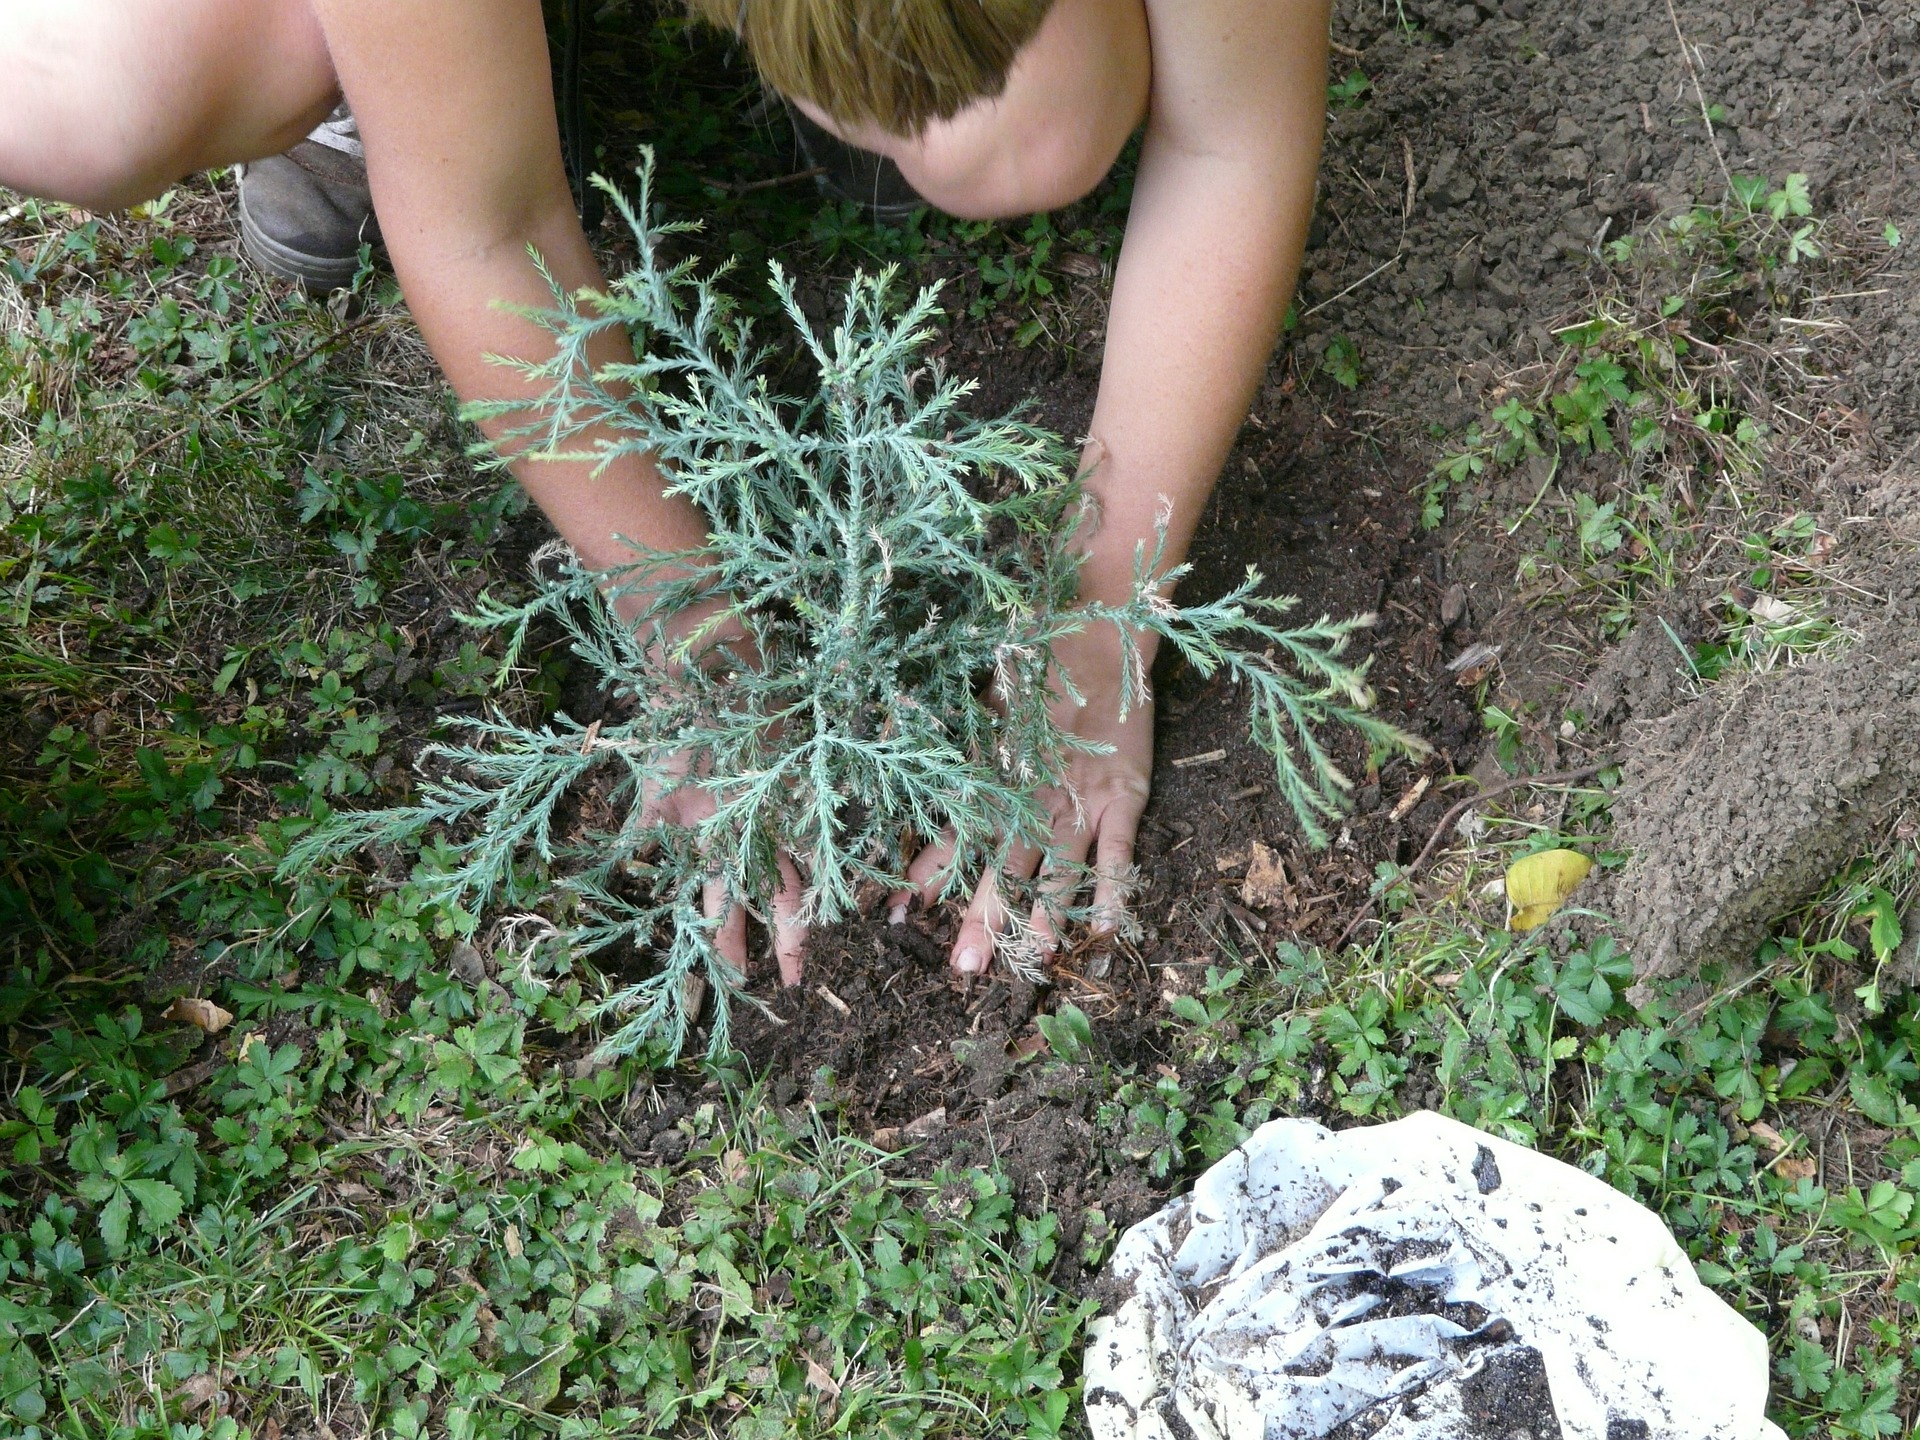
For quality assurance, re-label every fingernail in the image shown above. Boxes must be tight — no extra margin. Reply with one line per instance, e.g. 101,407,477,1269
956,947,986,975
889,904,907,926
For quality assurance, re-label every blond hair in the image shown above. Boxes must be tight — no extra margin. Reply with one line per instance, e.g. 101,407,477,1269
685,0,1057,136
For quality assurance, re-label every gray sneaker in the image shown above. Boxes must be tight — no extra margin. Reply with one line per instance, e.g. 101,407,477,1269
236,107,380,291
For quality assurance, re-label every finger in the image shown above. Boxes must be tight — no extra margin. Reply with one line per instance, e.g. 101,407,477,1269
704,875,748,976
771,852,809,988
1089,792,1150,935
635,752,700,833
951,840,1044,977
1030,802,1098,954
889,825,958,924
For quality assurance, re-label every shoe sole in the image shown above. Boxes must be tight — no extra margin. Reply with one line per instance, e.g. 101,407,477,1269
237,181,368,292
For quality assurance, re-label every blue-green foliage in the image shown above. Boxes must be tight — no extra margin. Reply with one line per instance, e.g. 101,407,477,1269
287,154,1422,1059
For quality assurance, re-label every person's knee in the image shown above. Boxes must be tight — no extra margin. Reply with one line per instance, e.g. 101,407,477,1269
35,131,196,213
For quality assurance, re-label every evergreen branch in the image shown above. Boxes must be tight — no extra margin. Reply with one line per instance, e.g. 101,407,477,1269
288,149,1424,1061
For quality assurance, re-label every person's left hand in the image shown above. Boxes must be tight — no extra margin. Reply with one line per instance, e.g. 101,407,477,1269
890,622,1156,975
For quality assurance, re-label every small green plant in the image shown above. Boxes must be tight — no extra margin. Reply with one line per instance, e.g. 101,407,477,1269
1431,174,1823,521
286,156,1424,1059
1320,332,1363,390
1327,70,1372,107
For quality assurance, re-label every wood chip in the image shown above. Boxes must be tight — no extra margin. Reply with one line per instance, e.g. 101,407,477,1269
1172,748,1228,769
164,997,234,1035
1213,847,1249,874
1242,842,1290,910
1389,774,1432,822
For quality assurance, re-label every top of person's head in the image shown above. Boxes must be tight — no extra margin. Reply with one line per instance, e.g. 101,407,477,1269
684,0,1057,136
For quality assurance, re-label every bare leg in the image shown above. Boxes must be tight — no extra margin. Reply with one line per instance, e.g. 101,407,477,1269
0,0,339,212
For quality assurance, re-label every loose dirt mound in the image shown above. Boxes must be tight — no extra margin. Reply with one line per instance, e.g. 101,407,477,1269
1297,0,1920,978
1600,603,1920,982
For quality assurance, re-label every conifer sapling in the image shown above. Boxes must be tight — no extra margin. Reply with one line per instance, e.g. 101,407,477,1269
285,155,1427,1060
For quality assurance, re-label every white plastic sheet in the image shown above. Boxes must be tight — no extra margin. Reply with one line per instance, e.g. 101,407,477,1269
1085,1111,1784,1440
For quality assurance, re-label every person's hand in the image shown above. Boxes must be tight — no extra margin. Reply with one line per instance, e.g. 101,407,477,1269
626,593,810,986
891,622,1155,975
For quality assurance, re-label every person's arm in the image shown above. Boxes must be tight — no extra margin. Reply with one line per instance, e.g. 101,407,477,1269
924,0,1332,968
1081,0,1330,607
311,0,706,574
311,0,807,980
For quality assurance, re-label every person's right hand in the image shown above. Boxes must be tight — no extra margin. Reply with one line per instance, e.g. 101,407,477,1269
889,621,1156,977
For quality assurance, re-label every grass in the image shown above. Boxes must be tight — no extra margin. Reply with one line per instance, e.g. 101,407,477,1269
5,21,1920,1440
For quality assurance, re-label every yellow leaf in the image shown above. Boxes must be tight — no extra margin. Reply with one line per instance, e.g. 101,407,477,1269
1505,848,1593,932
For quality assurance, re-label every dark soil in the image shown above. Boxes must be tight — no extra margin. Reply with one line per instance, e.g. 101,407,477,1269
1294,0,1920,980
641,0,1920,1241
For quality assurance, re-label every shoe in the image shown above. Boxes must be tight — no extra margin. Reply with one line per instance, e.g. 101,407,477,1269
786,105,925,222
236,106,381,291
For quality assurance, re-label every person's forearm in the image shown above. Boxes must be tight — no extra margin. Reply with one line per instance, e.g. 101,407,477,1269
1077,157,1316,610
385,198,709,575
1075,25,1328,611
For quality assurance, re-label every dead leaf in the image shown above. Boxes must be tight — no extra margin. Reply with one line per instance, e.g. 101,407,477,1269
803,1352,843,1399
164,997,233,1035
448,941,488,985
1776,1153,1818,1182
1012,1032,1049,1061
1747,593,1796,625
1748,1120,1789,1154
1506,848,1594,932
904,1106,948,1140
173,1373,222,1414
1242,842,1290,909
236,1031,262,1064
871,1126,902,1149
1446,641,1501,675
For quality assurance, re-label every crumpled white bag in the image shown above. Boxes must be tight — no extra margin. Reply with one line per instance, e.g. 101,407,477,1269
1085,1111,1784,1440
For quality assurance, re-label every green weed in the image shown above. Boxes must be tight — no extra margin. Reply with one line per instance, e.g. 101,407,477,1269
1428,174,1841,641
